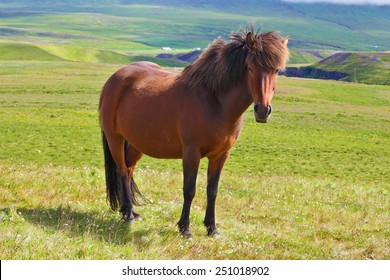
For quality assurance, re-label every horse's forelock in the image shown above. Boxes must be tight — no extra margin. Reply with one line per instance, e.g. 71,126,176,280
230,28,289,71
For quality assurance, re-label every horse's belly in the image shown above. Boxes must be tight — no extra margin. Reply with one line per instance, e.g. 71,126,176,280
118,111,183,159
131,131,183,159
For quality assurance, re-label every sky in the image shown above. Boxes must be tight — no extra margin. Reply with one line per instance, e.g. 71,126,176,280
282,0,390,5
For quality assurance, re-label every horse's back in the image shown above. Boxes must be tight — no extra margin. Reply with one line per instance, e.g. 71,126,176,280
100,61,177,119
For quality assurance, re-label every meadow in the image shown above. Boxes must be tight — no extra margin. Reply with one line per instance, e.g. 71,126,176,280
0,60,389,259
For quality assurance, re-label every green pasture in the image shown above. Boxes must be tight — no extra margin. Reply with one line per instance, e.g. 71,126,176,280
0,60,389,259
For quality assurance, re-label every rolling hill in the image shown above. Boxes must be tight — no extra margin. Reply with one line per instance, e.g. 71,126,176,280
285,52,390,85
0,42,189,66
1,0,390,51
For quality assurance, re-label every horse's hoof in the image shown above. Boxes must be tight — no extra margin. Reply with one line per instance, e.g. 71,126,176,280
122,216,134,223
181,231,193,239
179,227,193,239
132,211,142,221
122,210,142,222
207,227,220,237
122,214,134,222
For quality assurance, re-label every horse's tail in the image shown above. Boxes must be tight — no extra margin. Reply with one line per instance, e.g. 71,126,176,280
102,131,121,211
102,132,150,211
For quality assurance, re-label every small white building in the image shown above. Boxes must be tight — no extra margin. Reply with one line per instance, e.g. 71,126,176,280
161,47,172,51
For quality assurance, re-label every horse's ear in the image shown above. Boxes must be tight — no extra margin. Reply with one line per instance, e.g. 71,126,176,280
246,32,255,50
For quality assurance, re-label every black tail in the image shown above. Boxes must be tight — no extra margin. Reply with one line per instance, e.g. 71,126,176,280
102,132,149,212
102,131,121,211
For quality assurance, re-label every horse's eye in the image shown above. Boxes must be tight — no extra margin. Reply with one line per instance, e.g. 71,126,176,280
275,69,280,74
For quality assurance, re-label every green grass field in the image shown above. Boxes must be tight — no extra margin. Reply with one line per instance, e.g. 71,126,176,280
0,60,389,259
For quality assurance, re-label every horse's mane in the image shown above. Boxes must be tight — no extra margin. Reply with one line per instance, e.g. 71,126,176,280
178,25,289,94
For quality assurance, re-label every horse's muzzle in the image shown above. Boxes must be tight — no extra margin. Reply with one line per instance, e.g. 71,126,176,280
254,103,272,123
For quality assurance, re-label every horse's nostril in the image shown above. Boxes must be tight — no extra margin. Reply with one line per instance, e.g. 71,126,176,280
254,104,272,116
267,105,272,117
254,103,260,114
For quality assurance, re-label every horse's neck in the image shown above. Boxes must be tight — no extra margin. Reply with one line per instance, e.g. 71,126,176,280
217,82,252,123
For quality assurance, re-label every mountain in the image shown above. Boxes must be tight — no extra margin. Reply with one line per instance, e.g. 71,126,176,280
1,0,390,52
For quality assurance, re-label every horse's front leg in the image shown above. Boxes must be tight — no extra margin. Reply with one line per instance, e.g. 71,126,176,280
204,152,229,236
178,149,201,238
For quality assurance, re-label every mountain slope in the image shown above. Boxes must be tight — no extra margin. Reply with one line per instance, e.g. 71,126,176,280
1,0,389,52
0,42,190,66
0,44,63,61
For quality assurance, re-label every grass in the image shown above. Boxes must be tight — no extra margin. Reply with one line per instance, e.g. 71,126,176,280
1,164,388,259
0,60,389,259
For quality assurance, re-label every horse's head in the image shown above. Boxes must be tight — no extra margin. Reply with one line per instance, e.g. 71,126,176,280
245,31,289,123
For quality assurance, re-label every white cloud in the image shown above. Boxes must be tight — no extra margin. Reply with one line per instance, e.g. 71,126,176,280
282,0,390,5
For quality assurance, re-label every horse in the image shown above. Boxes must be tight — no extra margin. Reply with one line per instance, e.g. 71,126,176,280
99,25,289,238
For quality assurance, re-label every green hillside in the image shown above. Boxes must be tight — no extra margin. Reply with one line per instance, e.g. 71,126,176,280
286,52,390,85
288,49,336,66
0,44,62,61
0,42,189,66
1,0,390,52
316,52,390,85
38,44,132,63
1,1,389,76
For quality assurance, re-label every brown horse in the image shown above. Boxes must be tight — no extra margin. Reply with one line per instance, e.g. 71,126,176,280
99,25,289,238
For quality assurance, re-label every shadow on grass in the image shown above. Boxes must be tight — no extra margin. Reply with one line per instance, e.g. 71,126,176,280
4,206,164,248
